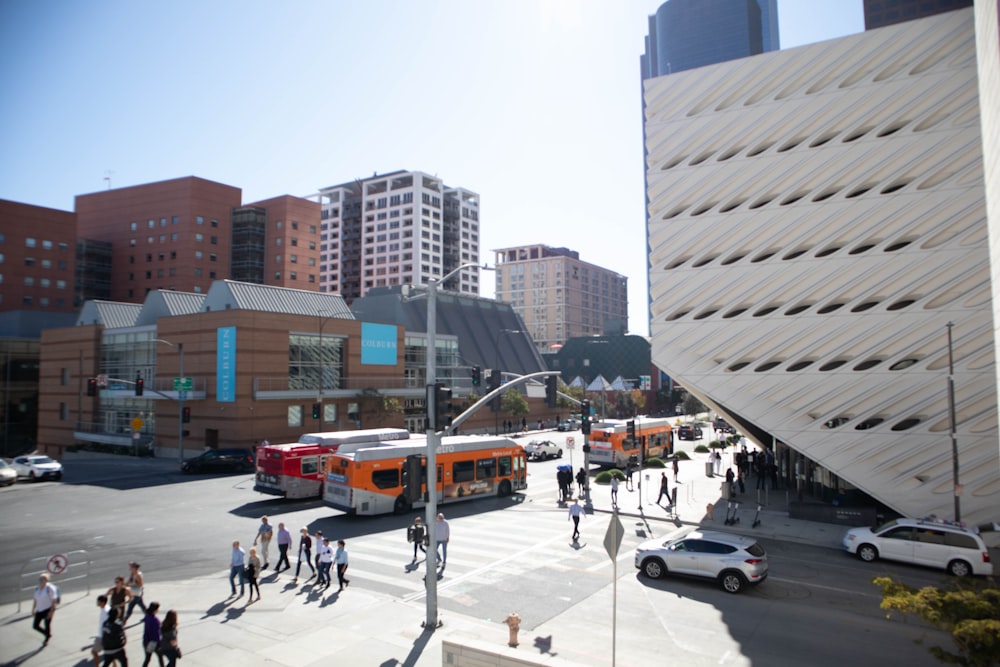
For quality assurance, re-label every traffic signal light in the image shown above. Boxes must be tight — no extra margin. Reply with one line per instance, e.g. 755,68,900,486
87,378,97,396
488,369,501,412
471,365,481,387
312,402,322,420
626,419,636,441
134,376,144,396
434,382,453,430
182,406,191,423
403,454,424,503
545,375,558,408
580,399,591,435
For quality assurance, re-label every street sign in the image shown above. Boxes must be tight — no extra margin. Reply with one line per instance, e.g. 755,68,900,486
131,417,144,431
173,377,193,391
603,513,625,561
566,436,575,449
96,374,109,387
46,553,69,575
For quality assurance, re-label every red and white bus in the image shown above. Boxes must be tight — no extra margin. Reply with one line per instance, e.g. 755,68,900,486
322,435,528,515
588,417,673,468
254,427,410,499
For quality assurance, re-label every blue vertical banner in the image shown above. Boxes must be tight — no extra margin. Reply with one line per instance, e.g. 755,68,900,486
360,322,398,365
217,326,236,402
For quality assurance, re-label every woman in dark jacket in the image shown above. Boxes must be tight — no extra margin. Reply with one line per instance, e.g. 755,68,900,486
160,610,180,667
141,602,163,667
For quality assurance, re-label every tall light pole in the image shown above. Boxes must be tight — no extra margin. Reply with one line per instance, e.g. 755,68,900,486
946,322,960,522
493,329,521,435
316,310,334,428
408,262,486,630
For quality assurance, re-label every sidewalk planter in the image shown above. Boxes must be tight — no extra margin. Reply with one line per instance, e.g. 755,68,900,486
705,461,714,478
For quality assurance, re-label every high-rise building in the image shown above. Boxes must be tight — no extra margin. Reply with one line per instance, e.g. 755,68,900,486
644,7,1000,526
863,0,972,30
0,200,78,316
641,0,779,79
313,171,480,303
75,176,321,301
493,244,628,352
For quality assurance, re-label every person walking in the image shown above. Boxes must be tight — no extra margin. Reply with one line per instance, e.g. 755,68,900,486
159,610,181,667
275,522,292,572
100,607,128,666
672,456,680,483
294,527,315,583
229,540,246,597
253,516,273,569
124,562,146,622
568,497,584,541
610,475,619,507
141,602,163,667
105,576,132,624
31,572,58,646
317,537,334,587
625,458,636,492
334,540,350,591
246,547,262,603
408,516,427,561
435,513,451,567
575,467,586,496
313,530,324,573
656,472,670,505
91,595,110,667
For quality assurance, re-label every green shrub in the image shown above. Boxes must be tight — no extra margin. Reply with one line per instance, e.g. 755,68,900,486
673,450,691,460
594,469,625,484
643,457,667,468
694,444,710,453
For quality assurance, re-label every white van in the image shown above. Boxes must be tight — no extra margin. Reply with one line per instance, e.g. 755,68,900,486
842,517,993,577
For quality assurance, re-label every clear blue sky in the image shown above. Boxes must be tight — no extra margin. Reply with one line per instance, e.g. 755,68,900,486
0,0,863,336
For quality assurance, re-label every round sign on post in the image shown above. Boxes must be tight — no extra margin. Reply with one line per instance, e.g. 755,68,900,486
47,553,69,575
566,436,575,449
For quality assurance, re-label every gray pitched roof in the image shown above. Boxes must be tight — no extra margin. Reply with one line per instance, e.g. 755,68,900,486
135,290,207,326
75,300,143,328
202,280,354,319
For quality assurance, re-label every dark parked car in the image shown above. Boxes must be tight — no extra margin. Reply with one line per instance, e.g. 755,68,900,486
677,424,703,440
181,448,254,474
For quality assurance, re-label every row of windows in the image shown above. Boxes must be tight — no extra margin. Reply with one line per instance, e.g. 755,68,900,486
14,257,69,270
18,295,67,307
15,238,70,251
18,277,68,288
666,237,914,271
673,293,920,323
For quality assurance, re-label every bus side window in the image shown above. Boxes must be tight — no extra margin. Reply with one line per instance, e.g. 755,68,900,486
372,469,400,490
498,456,512,477
476,458,497,480
453,460,474,483
301,456,318,475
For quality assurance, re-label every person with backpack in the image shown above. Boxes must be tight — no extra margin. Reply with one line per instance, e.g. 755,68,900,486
31,572,58,646
407,516,426,562
159,610,181,667
101,607,128,666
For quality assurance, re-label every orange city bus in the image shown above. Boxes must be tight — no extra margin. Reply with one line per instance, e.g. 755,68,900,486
588,417,673,468
254,427,410,499
322,435,528,515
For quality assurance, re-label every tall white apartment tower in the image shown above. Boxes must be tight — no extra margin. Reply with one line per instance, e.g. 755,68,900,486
314,171,481,302
645,7,1000,527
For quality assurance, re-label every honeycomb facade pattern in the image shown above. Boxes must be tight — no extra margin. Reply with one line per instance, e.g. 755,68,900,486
645,7,1000,527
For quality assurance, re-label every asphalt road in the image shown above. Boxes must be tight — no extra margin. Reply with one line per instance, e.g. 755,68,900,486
1,451,953,666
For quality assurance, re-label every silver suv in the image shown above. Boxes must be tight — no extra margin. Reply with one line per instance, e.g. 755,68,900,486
635,526,768,593
842,517,993,577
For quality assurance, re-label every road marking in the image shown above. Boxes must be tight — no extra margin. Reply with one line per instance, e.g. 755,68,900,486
766,575,878,597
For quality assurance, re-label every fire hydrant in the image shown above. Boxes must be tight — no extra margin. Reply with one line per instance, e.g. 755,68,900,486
503,612,521,647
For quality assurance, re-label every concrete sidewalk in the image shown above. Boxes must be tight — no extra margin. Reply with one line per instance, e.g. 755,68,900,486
0,443,851,667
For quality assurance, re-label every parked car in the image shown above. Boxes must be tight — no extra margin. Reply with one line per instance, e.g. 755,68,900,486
842,517,993,577
523,440,563,461
0,459,17,486
713,418,735,434
677,424,703,440
11,455,63,482
635,526,768,593
181,448,255,474
557,419,580,432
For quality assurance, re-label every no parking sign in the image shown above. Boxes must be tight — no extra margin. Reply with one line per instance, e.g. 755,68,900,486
46,554,68,575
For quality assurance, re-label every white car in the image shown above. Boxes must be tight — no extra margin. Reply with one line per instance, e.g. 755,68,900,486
11,455,63,482
635,526,769,593
0,459,16,486
842,517,993,577
524,440,562,461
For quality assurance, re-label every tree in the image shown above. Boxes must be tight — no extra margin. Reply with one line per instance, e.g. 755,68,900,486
501,389,529,422
874,576,1000,666
682,392,707,416
357,388,403,427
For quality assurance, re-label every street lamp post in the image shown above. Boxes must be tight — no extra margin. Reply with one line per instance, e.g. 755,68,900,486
154,339,185,462
411,262,486,630
316,310,334,429
947,322,961,523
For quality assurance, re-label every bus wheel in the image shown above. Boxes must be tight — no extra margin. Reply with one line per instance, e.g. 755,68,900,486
393,496,411,515
498,480,512,497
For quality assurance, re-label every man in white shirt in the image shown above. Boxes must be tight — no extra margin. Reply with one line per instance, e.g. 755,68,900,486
317,538,334,588
31,572,58,646
90,594,109,666
435,513,451,566
568,498,584,542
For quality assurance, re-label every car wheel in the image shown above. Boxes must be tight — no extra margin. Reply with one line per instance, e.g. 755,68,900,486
857,544,878,562
642,558,665,579
947,559,972,577
498,480,512,497
720,570,747,594
393,495,411,515
557,450,563,458
29,471,36,482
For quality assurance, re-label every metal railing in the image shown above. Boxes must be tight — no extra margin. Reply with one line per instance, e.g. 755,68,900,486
16,550,92,612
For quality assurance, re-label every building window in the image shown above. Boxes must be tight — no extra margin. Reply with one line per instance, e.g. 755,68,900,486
288,405,303,428
195,233,203,242
60,368,69,385
25,238,36,248
197,216,205,225
60,402,69,421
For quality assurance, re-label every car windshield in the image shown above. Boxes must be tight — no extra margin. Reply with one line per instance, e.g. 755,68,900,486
30,456,54,464
0,460,9,468
873,518,902,533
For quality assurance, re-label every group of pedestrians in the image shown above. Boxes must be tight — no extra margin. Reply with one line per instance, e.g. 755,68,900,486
229,517,352,598
407,513,451,567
